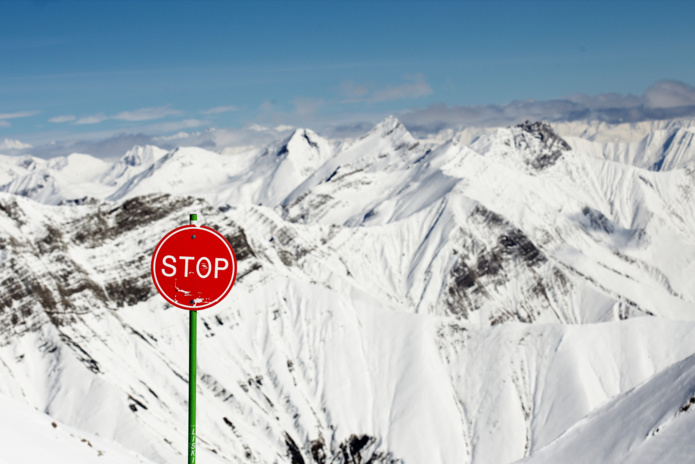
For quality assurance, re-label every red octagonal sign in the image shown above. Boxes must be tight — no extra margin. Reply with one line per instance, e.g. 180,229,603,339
151,225,237,310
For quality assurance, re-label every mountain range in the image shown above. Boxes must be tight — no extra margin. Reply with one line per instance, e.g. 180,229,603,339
0,116,694,463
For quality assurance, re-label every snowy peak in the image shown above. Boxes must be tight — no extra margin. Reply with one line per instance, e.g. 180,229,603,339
274,128,332,177
107,146,225,201
277,129,319,156
470,121,571,173
16,155,39,171
515,121,571,170
0,154,43,186
244,128,334,206
370,115,408,137
318,116,418,172
280,116,428,224
0,169,60,204
120,145,166,167
359,115,420,162
101,145,168,188
0,153,109,204
517,121,571,153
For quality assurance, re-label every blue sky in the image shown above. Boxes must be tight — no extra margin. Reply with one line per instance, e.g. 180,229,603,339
2,0,695,149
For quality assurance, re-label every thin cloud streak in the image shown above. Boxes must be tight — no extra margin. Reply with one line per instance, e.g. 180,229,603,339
74,114,107,125
49,114,76,123
0,110,40,120
65,106,183,126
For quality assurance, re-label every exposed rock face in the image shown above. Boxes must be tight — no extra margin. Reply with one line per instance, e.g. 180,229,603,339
516,121,572,171
0,193,258,339
284,433,401,464
0,192,415,463
445,204,578,324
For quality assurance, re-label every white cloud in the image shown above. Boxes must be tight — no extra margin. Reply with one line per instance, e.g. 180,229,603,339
49,114,76,123
153,132,192,142
200,105,238,115
0,110,40,126
74,113,107,125
0,110,40,120
0,138,33,150
246,122,294,133
248,124,269,132
644,80,695,108
113,106,182,121
67,106,182,126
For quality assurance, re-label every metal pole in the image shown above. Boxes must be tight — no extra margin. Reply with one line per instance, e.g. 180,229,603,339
188,213,197,464
188,309,197,463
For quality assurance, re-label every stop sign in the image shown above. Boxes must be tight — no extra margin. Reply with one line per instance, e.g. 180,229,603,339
151,225,237,310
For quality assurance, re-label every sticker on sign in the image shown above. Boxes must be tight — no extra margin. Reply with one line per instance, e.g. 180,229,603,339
151,225,237,310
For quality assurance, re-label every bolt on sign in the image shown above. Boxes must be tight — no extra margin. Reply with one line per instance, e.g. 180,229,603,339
151,214,238,464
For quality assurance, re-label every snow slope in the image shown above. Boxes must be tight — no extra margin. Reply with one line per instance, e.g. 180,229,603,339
0,190,693,464
516,352,695,464
0,392,157,464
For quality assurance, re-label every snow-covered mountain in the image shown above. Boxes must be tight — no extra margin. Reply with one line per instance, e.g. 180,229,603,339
100,145,168,188
554,118,695,143
1,117,694,463
0,153,112,204
563,126,695,171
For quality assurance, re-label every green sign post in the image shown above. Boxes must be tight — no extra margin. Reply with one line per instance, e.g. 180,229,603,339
188,213,198,464
188,271,197,463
